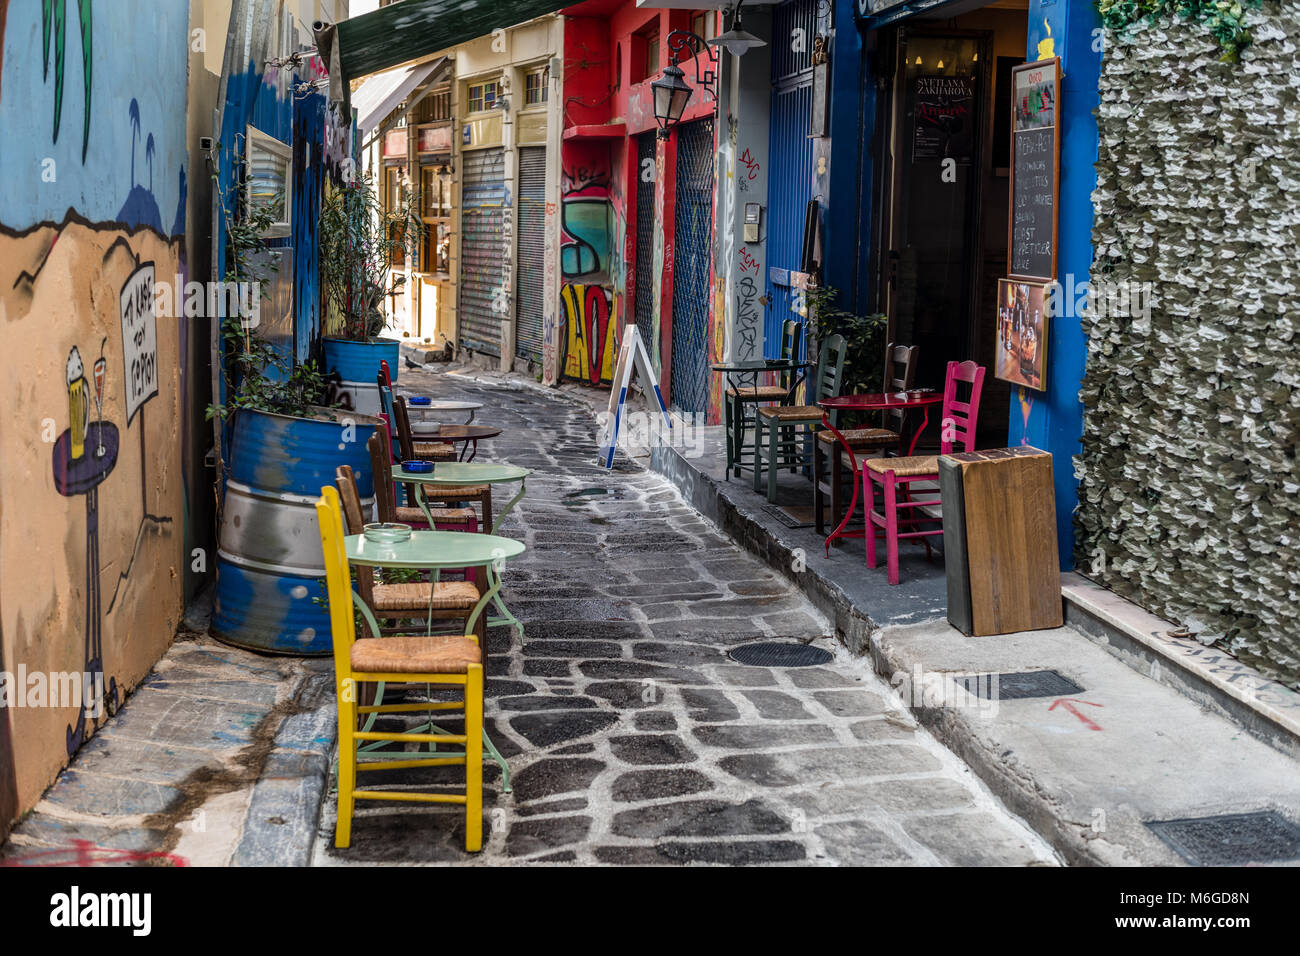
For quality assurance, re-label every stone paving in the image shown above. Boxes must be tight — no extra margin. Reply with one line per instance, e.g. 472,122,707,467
312,370,1058,866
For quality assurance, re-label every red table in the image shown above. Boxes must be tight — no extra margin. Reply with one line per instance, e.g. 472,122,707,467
817,391,943,552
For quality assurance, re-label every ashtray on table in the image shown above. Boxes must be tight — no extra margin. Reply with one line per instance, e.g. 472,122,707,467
363,522,413,544
402,459,435,473
409,396,432,406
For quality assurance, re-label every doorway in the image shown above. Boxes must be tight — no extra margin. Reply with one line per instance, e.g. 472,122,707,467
871,5,1027,446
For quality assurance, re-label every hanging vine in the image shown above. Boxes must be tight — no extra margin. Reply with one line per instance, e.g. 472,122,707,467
1096,0,1264,61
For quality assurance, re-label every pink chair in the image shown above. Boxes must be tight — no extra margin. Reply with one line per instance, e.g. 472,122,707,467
861,360,985,585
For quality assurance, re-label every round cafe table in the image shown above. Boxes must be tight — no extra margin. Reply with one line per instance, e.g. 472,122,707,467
392,461,530,535
346,530,526,791
406,399,483,425
413,424,502,462
711,358,815,478
817,391,944,551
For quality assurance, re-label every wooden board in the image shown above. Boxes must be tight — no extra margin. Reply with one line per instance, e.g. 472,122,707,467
939,456,973,636
942,447,1062,636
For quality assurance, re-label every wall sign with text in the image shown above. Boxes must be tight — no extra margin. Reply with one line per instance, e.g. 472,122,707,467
1008,57,1060,282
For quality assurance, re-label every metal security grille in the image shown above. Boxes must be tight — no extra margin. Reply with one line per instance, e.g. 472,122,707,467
634,132,657,352
459,147,505,356
764,0,818,359
1147,811,1300,866
670,118,715,414
955,670,1085,701
515,146,547,364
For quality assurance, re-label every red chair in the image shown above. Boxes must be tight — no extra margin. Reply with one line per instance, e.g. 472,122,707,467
861,360,985,585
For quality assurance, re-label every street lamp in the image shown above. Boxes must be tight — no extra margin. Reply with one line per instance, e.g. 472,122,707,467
650,2,766,138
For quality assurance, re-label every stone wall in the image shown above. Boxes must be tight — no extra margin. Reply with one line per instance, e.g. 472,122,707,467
1080,3,1300,686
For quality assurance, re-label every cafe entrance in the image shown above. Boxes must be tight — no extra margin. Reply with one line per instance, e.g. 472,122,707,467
868,1,1029,445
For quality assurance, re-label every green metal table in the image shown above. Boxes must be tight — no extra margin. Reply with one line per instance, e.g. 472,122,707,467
393,461,531,535
346,530,526,791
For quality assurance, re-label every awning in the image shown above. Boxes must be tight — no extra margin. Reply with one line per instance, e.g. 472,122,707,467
333,0,571,82
854,0,968,30
351,57,449,134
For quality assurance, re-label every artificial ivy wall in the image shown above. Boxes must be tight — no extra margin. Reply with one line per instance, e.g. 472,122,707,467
1079,1,1300,687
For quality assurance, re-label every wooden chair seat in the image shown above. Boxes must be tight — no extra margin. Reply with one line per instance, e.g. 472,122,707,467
394,505,477,525
862,454,939,478
817,427,899,447
757,404,822,422
350,635,482,674
726,385,789,401
413,441,456,460
421,483,490,499
369,580,481,612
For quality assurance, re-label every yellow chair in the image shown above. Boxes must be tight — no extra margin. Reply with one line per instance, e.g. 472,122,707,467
315,485,484,852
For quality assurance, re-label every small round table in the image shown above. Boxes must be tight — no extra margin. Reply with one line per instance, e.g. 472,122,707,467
392,462,530,535
406,399,483,425
817,391,943,551
711,359,815,478
346,530,526,791
413,424,502,462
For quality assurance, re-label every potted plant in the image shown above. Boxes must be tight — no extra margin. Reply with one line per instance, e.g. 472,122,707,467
208,168,383,656
318,172,423,412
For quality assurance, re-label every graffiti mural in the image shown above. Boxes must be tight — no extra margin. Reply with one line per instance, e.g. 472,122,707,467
560,282,615,385
0,0,188,837
560,166,613,280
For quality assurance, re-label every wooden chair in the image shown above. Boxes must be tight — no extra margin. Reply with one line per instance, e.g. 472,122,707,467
814,343,919,535
388,404,493,533
315,485,485,852
724,319,801,480
753,334,847,504
862,360,985,585
367,432,477,533
335,465,486,642
391,393,456,464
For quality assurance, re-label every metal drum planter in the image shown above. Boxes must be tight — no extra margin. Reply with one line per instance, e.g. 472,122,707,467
322,337,400,415
213,406,381,655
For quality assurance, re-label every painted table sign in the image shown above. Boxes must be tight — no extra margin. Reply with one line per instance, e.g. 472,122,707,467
119,262,159,423
1008,58,1061,282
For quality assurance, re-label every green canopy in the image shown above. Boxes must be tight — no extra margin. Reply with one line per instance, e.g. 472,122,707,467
333,0,571,82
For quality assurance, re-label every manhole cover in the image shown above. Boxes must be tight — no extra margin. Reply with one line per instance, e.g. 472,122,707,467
955,669,1084,700
729,643,833,667
1146,811,1300,866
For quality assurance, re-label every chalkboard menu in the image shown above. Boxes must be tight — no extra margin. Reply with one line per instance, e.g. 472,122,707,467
1008,58,1060,281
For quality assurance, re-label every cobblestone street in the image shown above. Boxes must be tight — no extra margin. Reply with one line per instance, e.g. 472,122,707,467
312,372,1057,865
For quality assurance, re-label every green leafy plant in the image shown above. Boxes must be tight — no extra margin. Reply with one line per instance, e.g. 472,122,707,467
805,285,889,395
319,173,423,342
206,148,334,422
1096,0,1263,62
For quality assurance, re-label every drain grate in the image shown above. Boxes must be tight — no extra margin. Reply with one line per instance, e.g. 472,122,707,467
1147,811,1300,866
762,505,815,530
956,669,1084,700
729,642,833,667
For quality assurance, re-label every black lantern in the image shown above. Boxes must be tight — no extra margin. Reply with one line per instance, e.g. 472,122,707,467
651,62,694,138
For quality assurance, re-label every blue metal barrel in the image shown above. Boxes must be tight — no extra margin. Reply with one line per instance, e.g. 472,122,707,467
322,337,400,416
212,406,381,655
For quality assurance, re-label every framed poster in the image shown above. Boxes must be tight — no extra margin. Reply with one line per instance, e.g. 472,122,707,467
912,74,976,164
995,278,1049,391
1007,57,1060,281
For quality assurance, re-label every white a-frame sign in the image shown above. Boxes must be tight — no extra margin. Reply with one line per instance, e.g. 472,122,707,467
598,325,672,469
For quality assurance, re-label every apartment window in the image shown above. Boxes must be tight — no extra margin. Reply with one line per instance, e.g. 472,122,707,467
524,69,548,106
467,80,499,113
643,31,660,80
690,12,717,44
245,126,292,238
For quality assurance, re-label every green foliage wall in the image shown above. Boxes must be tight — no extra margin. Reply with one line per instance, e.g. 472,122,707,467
1079,2,1300,687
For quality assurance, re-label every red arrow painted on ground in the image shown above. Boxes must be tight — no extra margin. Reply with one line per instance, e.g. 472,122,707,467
1049,698,1103,731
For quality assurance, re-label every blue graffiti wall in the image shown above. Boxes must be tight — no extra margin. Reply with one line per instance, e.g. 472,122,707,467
1008,0,1101,569
0,0,188,234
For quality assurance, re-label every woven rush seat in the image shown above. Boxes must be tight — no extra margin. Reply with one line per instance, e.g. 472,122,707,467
757,404,822,421
420,484,490,499
817,427,898,446
726,384,788,400
862,454,939,477
370,580,480,612
393,505,477,525
413,441,456,460
350,635,482,674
